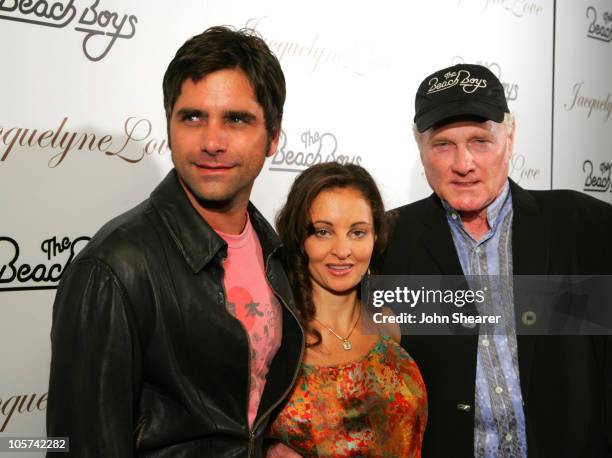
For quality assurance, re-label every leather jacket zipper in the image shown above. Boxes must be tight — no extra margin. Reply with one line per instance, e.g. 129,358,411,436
218,258,256,457
248,429,255,457
220,250,305,457
225,305,256,457
234,307,256,457
244,326,254,458
249,253,306,443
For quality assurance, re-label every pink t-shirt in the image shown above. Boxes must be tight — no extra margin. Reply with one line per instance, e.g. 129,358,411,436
217,215,283,427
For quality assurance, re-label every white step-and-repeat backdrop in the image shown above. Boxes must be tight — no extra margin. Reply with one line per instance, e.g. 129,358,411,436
1,0,610,453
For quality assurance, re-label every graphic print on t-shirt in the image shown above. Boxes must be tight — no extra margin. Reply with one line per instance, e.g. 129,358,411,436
218,215,282,427
226,285,281,425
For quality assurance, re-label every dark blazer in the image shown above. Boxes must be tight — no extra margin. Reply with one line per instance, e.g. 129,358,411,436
380,179,612,458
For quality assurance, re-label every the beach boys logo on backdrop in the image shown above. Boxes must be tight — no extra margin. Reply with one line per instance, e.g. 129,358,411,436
0,235,90,292
269,130,363,173
0,116,169,167
583,160,612,193
0,0,137,61
564,83,612,122
452,57,519,101
586,6,612,43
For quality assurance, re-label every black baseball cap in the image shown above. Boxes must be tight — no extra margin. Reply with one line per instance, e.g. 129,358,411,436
414,63,509,132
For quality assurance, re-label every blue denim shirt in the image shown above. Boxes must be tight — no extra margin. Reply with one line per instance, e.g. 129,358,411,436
443,181,527,458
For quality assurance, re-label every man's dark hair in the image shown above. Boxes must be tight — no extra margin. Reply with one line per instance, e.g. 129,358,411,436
163,25,285,142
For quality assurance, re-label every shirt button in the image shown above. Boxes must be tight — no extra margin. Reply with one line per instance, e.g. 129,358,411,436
482,339,490,347
456,403,471,412
474,247,481,253
505,433,513,442
451,213,458,220
495,386,503,394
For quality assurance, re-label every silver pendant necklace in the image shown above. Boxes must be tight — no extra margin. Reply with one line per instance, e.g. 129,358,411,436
314,302,361,351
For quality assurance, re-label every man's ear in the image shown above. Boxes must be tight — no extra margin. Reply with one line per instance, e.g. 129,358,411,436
507,120,516,158
414,129,427,163
419,148,426,164
266,128,281,157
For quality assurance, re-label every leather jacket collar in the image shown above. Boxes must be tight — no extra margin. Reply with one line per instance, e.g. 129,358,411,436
150,170,282,274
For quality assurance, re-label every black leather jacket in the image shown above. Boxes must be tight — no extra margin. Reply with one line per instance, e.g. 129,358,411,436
47,170,304,457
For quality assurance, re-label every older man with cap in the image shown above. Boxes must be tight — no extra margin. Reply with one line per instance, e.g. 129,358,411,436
381,64,612,457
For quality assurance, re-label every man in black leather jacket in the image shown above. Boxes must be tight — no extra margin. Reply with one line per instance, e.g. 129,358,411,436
47,26,304,457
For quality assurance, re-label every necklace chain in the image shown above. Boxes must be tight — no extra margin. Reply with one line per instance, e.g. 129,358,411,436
314,302,361,351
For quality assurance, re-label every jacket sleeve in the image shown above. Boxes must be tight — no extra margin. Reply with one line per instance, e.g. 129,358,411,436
47,258,142,457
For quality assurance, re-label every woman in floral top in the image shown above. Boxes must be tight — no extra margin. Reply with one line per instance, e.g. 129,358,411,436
268,163,427,457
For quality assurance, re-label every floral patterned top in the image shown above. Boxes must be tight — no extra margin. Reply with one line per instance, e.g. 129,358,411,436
269,335,427,457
